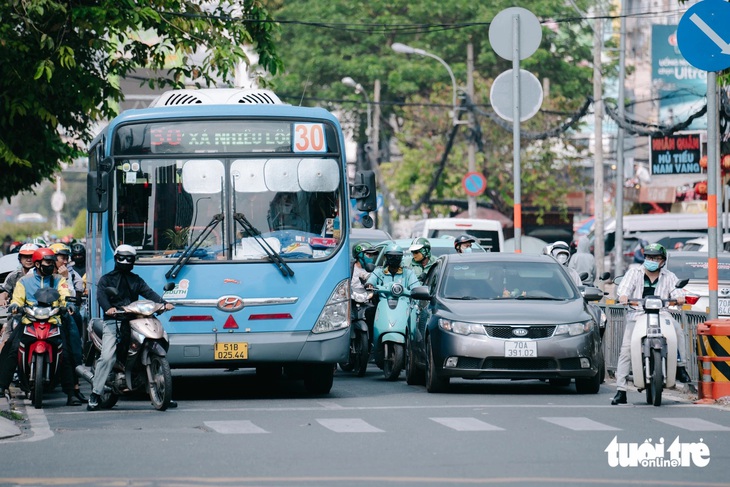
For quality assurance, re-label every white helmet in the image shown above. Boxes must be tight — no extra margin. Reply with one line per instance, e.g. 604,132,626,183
114,244,137,258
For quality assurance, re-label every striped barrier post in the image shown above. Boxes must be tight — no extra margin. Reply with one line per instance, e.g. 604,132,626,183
695,320,730,404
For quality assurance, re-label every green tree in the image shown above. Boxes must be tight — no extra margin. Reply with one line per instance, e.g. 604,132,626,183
269,0,596,219
0,0,282,201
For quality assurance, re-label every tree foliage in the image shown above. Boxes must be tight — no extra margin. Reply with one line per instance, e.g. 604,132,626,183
269,0,597,219
0,0,282,201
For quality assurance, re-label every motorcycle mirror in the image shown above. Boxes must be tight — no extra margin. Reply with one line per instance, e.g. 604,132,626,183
599,271,611,281
163,282,176,292
676,278,689,289
363,262,376,273
34,287,60,306
613,275,624,286
579,272,589,281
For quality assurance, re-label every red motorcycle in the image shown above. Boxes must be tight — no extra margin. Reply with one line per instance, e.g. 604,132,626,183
15,287,66,409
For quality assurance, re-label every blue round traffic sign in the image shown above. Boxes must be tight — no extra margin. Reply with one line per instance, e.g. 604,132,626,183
462,172,486,197
677,0,730,72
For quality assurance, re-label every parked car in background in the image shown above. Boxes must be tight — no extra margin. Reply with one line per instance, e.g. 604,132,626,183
409,218,504,252
607,230,705,272
406,253,605,393
680,234,730,252
666,251,730,316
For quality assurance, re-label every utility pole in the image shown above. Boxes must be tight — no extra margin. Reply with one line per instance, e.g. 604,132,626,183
467,42,477,218
593,10,605,280
370,80,389,233
614,0,627,277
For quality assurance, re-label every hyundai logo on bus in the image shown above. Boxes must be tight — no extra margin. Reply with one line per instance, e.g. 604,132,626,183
217,296,245,312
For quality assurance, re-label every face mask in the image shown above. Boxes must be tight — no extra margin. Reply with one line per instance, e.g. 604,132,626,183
362,255,374,266
73,257,85,269
39,264,55,276
555,253,569,265
462,247,473,253
643,260,660,272
115,262,134,273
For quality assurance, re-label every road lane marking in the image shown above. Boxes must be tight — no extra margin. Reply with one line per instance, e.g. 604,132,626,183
655,418,730,431
430,417,504,431
204,420,268,434
541,417,620,431
316,418,383,433
22,399,54,442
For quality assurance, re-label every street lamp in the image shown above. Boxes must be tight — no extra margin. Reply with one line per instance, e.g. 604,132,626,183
391,43,465,125
342,77,373,166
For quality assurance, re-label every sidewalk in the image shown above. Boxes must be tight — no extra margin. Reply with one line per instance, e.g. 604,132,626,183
0,388,22,439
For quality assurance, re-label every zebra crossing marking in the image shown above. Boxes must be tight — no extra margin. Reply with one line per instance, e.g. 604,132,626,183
430,417,505,431
204,420,268,434
655,418,730,431
540,417,621,431
316,418,384,433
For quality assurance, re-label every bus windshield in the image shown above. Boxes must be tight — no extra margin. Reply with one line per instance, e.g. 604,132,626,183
112,121,345,263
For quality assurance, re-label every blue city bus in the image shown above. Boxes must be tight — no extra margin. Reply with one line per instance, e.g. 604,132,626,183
85,88,376,393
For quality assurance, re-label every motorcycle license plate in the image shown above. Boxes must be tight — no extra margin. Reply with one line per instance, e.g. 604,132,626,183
214,342,248,360
504,341,537,357
719,299,730,316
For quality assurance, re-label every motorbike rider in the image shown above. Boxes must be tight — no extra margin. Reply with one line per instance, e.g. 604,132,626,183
0,243,38,351
70,243,86,278
351,242,378,304
454,234,476,254
612,242,690,405
408,237,434,283
366,244,419,293
544,241,583,288
0,247,81,405
568,236,596,286
88,244,174,411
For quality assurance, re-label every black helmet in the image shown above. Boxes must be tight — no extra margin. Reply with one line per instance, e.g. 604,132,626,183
71,242,86,257
643,243,666,260
454,234,476,251
384,243,404,268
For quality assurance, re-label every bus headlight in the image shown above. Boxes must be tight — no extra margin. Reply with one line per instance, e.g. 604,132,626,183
312,280,350,334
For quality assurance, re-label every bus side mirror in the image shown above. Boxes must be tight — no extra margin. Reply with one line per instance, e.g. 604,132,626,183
350,170,377,228
87,156,112,213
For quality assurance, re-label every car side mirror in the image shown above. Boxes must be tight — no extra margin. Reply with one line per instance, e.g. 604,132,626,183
410,286,432,301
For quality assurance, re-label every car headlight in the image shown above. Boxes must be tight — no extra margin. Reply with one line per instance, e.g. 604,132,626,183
438,318,486,336
312,280,350,334
555,321,593,336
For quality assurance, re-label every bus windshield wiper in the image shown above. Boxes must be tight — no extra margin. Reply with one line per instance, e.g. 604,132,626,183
166,214,224,279
233,212,294,277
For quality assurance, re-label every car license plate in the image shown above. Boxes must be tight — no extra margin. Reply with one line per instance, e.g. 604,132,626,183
214,342,248,360
504,341,537,357
720,299,730,316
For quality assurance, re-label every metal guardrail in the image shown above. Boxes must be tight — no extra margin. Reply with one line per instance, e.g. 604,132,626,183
600,305,707,383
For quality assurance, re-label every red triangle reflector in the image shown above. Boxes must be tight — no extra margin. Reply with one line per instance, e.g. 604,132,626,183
223,315,239,329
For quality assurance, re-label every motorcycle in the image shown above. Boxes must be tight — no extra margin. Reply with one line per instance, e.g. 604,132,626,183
14,287,66,409
77,283,175,411
370,282,414,381
338,300,374,377
623,278,691,407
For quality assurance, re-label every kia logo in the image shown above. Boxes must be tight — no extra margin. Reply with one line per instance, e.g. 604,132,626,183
512,328,528,337
217,296,244,312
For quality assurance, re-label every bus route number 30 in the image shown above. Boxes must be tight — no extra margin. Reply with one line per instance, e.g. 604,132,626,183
293,123,327,153
214,342,248,360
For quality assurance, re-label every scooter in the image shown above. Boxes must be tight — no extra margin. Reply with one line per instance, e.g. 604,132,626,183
77,283,175,411
625,279,691,407
338,300,374,377
370,282,413,381
15,287,66,409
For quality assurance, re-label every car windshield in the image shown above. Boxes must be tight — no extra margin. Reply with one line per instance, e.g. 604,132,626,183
440,261,579,300
667,256,730,281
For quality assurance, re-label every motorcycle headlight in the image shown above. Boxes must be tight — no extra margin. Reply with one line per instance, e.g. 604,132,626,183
438,318,486,336
644,297,663,310
312,280,350,334
124,300,159,315
555,321,593,336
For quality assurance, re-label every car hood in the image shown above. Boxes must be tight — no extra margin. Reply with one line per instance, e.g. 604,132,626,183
434,297,594,325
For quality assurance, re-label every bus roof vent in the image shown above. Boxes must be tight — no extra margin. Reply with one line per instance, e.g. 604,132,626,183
150,89,283,107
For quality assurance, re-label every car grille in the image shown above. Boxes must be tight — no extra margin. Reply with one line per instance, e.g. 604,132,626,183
485,326,556,339
482,358,558,370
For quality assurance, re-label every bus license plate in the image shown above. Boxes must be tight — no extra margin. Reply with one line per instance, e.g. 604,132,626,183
214,342,248,360
504,341,537,357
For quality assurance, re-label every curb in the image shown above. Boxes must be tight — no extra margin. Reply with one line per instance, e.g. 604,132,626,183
0,389,22,439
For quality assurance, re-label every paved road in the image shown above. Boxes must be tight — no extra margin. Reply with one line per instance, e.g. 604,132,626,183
1,366,729,487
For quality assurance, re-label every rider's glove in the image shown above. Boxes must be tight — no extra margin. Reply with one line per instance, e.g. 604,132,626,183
7,303,19,314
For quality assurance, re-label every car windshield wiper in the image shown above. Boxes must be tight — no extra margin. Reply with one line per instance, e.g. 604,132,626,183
165,214,224,280
448,296,481,300
514,295,566,301
233,212,294,277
